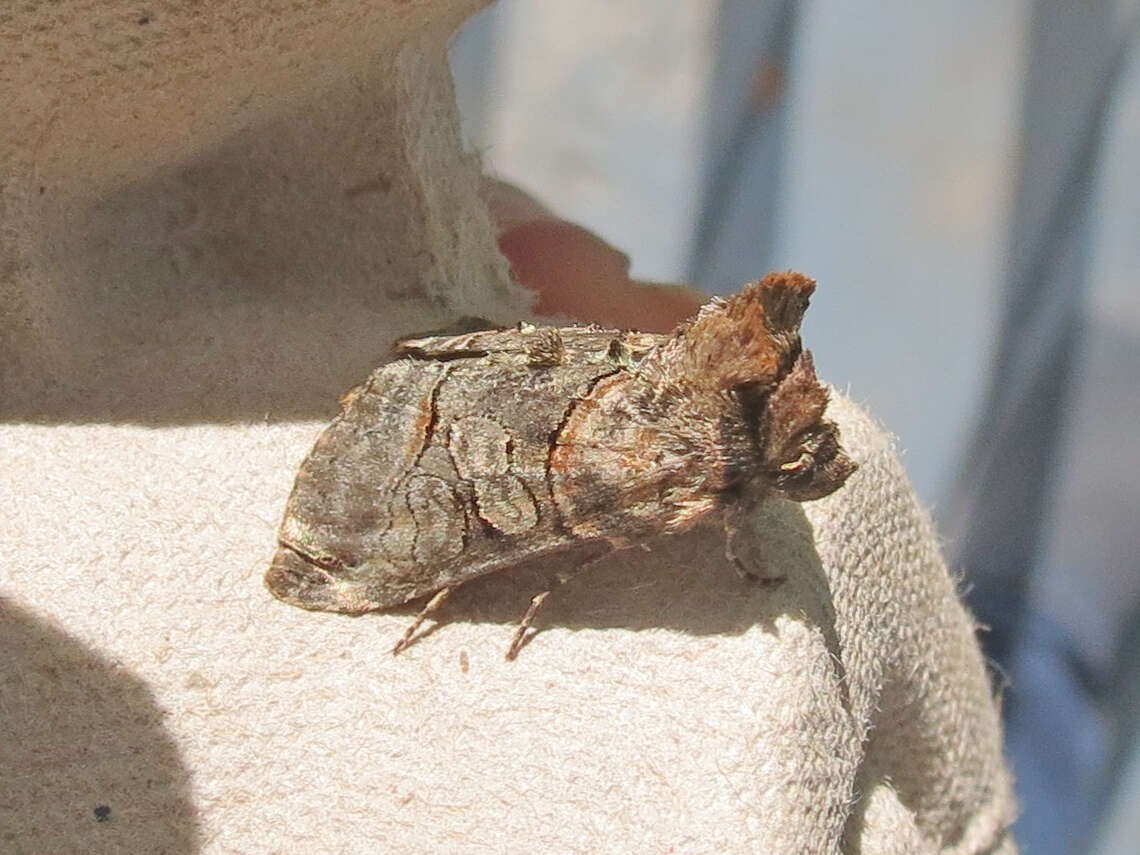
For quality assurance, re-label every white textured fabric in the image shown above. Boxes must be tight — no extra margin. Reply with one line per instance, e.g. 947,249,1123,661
0,400,1017,854
0,4,1015,853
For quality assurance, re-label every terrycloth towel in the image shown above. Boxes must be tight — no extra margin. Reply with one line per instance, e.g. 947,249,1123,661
0,3,1016,853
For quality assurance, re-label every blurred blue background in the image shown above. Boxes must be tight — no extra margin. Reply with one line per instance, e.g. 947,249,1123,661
452,2,1140,852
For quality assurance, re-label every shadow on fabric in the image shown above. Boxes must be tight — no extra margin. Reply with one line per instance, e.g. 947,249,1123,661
0,599,200,854
390,499,844,680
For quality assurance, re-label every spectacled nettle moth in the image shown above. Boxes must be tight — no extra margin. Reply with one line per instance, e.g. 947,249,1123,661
267,272,855,658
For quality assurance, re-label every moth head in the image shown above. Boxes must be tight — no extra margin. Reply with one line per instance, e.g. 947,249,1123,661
751,350,857,501
661,271,856,502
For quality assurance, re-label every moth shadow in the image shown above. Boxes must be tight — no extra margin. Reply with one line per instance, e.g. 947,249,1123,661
397,499,838,650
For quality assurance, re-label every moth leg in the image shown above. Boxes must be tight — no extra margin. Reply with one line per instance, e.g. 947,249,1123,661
506,591,551,661
723,521,754,581
723,511,785,585
392,587,453,655
490,541,615,660
506,571,577,661
506,546,613,660
723,507,756,580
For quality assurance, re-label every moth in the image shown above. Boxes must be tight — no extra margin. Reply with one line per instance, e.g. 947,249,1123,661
266,272,856,658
